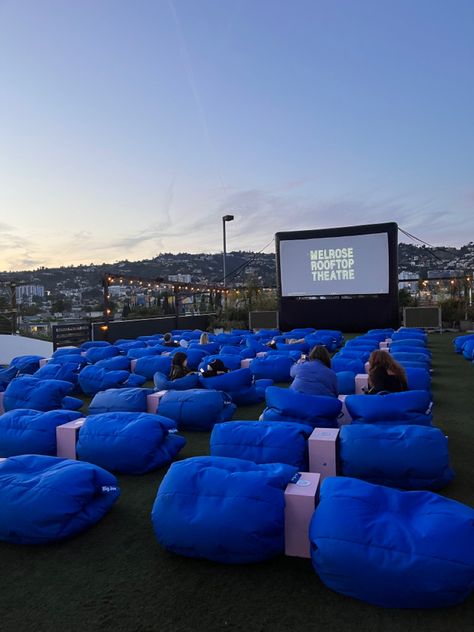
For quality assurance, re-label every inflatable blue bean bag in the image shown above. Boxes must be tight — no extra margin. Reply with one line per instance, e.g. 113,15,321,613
250,355,295,382
284,328,316,338
33,361,81,387
113,341,146,354
390,352,431,368
152,456,298,563
0,366,18,391
198,354,242,372
392,332,427,343
336,371,356,395
48,354,89,369
390,345,431,358
88,387,154,415
157,389,236,431
95,356,131,371
345,391,432,426
153,371,201,391
219,345,243,356
188,342,220,355
51,347,82,358
390,338,427,348
127,347,163,359
405,367,432,394
80,341,111,349
215,334,243,346
261,386,342,428
199,368,266,406
310,477,474,608
76,412,186,474
462,339,474,360
78,365,140,396
232,329,253,335
134,355,172,379
305,335,339,352
3,377,74,412
454,334,474,354
0,409,82,456
246,338,272,353
339,424,454,489
167,347,208,370
331,356,365,374
10,355,45,375
84,346,121,364
210,421,313,469
0,455,120,544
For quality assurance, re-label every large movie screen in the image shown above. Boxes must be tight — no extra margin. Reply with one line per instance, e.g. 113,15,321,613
279,232,389,296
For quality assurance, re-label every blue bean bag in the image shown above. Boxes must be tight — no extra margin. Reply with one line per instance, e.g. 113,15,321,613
198,354,242,372
331,356,365,374
10,355,45,375
76,412,186,474
33,361,81,387
390,338,427,349
336,371,356,395
210,421,313,469
250,355,295,382
61,395,84,411
454,334,474,354
0,455,120,544
339,424,454,489
188,342,220,355
390,346,431,358
152,456,298,563
345,391,432,426
84,346,121,364
219,345,243,355
215,334,243,346
78,366,130,396
335,349,371,362
80,341,111,349
167,347,208,370
305,335,339,352
309,477,474,608
405,367,432,394
134,356,172,379
95,356,132,371
0,366,18,390
153,371,201,391
0,409,82,456
199,368,266,406
88,387,154,415
392,332,427,343
261,386,342,428
128,347,164,359
113,340,146,352
3,377,74,412
462,339,474,360
51,347,82,358
48,354,89,369
276,342,310,353
157,390,236,431
390,352,431,367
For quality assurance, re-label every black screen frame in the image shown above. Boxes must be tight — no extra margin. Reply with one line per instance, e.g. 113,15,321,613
275,222,399,332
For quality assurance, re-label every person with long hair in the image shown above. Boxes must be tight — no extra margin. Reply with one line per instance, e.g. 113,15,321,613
367,350,408,394
199,332,209,345
289,345,338,398
169,351,191,381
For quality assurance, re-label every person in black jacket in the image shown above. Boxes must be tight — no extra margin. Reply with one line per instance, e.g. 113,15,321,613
162,333,179,348
367,350,408,394
200,358,229,378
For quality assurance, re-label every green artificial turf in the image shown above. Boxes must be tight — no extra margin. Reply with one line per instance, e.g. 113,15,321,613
1,334,473,632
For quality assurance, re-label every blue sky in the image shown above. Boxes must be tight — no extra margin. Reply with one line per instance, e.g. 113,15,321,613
0,0,473,271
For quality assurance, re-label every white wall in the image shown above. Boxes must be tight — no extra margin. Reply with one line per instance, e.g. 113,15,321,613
0,334,53,365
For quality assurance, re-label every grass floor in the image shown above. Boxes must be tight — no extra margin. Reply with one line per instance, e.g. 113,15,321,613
1,333,473,632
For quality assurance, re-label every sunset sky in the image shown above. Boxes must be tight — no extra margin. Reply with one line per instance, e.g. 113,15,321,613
0,0,473,271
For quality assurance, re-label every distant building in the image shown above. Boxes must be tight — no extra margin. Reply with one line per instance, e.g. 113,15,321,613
168,274,192,284
15,285,45,303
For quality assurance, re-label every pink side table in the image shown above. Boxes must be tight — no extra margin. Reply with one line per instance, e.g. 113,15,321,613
56,418,86,459
284,472,320,558
308,428,340,481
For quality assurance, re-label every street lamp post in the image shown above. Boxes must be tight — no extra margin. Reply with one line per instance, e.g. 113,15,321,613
222,214,234,288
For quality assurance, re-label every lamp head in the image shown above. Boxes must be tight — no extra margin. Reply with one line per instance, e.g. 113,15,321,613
222,214,234,222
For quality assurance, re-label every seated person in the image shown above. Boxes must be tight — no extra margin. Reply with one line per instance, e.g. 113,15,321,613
199,332,209,345
289,345,338,398
162,333,179,348
366,350,408,394
169,352,192,380
265,340,278,350
200,358,229,378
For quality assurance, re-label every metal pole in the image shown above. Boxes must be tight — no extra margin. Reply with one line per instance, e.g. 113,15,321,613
222,217,227,289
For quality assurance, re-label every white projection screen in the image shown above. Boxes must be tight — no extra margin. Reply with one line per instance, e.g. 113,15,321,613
279,232,389,297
